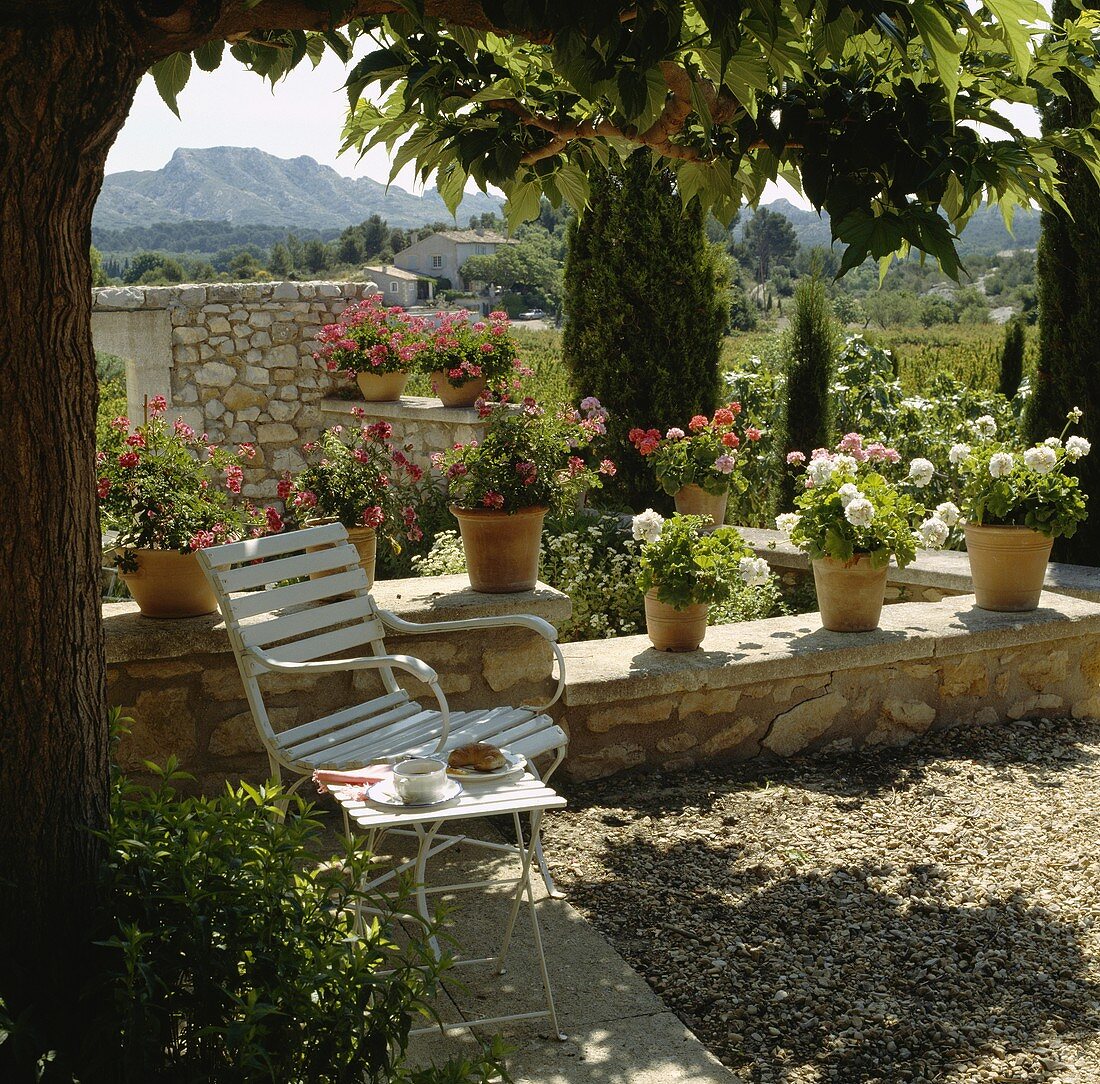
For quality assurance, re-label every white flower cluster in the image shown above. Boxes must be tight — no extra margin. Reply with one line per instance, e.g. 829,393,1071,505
807,457,836,486
907,458,935,487
948,443,971,466
739,556,772,587
410,531,467,576
972,415,998,440
775,512,801,534
917,515,950,548
845,497,875,528
1067,435,1092,461
989,451,1014,479
631,509,665,544
935,501,961,526
1023,445,1057,476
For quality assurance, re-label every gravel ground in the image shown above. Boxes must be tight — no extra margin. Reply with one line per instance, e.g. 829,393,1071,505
544,716,1100,1083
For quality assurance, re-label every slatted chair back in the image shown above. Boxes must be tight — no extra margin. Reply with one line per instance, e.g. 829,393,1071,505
195,524,401,775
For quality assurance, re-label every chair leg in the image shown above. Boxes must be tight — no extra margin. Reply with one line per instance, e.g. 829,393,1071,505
530,747,567,899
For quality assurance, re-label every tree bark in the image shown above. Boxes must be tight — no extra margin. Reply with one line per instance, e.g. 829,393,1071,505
0,7,142,1071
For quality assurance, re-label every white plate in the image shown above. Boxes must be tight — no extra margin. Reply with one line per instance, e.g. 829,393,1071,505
366,778,463,810
446,750,527,783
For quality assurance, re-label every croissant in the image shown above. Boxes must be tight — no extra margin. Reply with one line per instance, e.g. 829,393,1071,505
448,742,507,772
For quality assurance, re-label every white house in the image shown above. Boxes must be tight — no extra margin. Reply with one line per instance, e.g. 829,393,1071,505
361,265,435,307
393,229,516,290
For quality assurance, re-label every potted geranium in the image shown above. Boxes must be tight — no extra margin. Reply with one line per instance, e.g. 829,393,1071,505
97,397,268,618
778,436,946,632
952,409,1089,611
423,309,526,408
433,398,616,592
630,403,761,527
279,414,426,586
632,511,769,651
314,294,428,402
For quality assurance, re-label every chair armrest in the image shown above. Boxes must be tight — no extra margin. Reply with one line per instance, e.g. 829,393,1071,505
246,647,438,685
378,610,559,642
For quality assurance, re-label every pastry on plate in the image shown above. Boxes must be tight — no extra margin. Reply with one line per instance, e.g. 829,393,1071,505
447,742,507,772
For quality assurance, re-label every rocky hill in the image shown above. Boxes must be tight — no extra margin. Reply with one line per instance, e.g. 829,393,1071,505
94,146,504,230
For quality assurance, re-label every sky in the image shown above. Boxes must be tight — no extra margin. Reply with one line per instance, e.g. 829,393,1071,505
106,55,1041,210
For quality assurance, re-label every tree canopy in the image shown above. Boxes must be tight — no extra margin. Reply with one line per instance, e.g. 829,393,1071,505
140,0,1100,278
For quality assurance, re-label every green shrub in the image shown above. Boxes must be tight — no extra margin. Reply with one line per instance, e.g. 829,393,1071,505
98,768,505,1084
999,318,1026,399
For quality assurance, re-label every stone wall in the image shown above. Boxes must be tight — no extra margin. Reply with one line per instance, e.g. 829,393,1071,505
106,575,570,792
554,592,1100,782
92,282,495,503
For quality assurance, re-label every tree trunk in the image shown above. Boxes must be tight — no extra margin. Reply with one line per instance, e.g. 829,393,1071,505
1028,0,1100,565
0,8,142,1071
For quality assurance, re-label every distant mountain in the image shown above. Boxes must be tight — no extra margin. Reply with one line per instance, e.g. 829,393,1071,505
94,146,504,231
756,197,1040,257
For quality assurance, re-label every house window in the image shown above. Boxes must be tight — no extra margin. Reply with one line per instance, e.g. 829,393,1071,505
390,282,398,292
431,254,443,269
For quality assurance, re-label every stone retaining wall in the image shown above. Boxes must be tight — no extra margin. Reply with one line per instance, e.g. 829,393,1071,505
106,576,569,792
554,592,1100,782
91,282,493,503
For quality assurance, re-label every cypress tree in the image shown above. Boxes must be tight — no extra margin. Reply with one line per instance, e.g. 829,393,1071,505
781,272,837,508
562,151,726,508
998,318,1025,400
1026,0,1100,564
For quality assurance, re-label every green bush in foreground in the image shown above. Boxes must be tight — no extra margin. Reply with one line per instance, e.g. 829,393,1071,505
1,753,505,1084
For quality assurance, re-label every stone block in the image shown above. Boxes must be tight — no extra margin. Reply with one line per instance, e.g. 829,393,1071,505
251,311,274,328
940,654,989,698
657,731,697,754
207,315,231,335
209,708,296,757
1018,648,1069,690
250,331,272,349
266,344,298,368
208,284,243,302
223,385,268,412
700,716,763,756
204,399,225,420
267,400,299,423
568,741,647,783
679,688,740,718
272,281,299,300
763,691,848,757
272,368,297,384
95,286,144,310
257,422,298,443
177,286,207,305
881,698,936,734
196,361,236,387
482,643,547,692
172,325,207,345
1007,693,1063,719
174,345,200,365
587,696,678,734
271,322,297,345
202,667,247,701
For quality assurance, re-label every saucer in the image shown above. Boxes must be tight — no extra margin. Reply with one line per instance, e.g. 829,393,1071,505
366,778,463,809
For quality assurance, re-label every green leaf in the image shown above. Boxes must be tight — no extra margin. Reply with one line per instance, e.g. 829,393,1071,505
150,52,192,118
193,40,224,73
436,163,468,216
985,0,1042,76
502,178,543,229
553,162,590,211
910,1,962,109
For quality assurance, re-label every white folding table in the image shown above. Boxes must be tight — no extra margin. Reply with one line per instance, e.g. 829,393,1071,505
332,772,567,1039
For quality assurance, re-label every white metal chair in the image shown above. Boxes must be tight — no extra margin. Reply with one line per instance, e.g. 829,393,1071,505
196,524,569,894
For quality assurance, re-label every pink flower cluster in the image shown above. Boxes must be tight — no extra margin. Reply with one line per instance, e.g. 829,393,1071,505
835,432,900,464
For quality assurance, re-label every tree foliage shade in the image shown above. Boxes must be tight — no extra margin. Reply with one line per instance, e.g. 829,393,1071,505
140,0,1100,276
561,151,726,508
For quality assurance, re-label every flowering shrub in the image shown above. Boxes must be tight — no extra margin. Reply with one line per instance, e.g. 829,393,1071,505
954,409,1090,538
313,294,428,376
633,511,764,610
280,416,427,552
410,530,468,577
423,309,528,391
630,403,761,497
433,398,615,513
779,436,944,568
723,356,787,526
97,397,266,563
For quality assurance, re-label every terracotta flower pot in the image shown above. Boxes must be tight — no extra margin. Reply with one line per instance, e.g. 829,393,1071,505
451,505,546,593
674,484,729,528
307,523,377,588
118,548,218,619
356,371,408,402
644,591,708,652
431,371,488,408
811,555,888,632
964,523,1053,612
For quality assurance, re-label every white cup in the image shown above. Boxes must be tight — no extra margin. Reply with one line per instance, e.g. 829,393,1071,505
392,757,449,804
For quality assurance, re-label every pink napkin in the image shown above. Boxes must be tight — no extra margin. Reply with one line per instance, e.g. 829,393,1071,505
313,764,393,794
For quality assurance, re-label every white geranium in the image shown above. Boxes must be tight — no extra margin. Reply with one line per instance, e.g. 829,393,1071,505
844,497,875,527
837,482,862,508
1044,437,1063,449
1069,406,1084,423
739,556,772,587
833,454,860,473
948,442,971,465
907,458,935,488
935,501,961,527
989,452,1014,479
807,457,836,486
1066,435,1092,461
631,509,665,544
918,515,950,548
775,512,800,533
972,415,997,439
1023,445,1057,476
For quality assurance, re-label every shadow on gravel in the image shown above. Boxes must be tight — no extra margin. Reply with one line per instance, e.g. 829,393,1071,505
561,719,1100,817
567,835,1100,1083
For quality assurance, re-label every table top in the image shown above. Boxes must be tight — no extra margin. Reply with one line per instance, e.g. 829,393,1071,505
334,771,566,829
